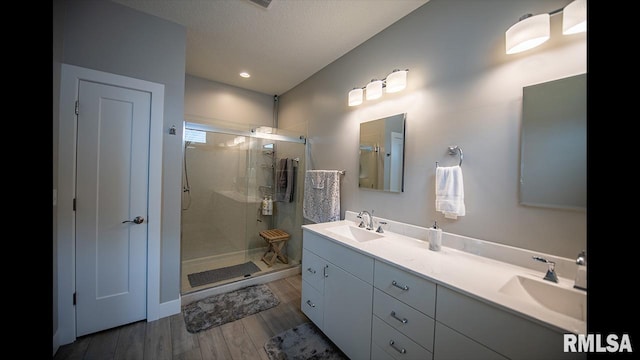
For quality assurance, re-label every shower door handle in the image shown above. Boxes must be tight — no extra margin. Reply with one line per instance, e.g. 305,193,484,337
123,216,145,224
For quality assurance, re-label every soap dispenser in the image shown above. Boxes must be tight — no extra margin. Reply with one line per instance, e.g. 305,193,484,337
428,221,442,252
574,250,587,290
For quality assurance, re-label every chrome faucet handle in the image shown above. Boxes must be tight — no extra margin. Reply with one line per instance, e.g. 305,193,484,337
532,256,558,283
576,250,586,265
376,221,387,233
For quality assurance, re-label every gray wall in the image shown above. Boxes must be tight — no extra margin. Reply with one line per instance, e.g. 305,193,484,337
185,74,275,126
278,0,587,258
52,0,186,314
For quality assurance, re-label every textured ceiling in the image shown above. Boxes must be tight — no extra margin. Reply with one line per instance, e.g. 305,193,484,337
111,0,430,95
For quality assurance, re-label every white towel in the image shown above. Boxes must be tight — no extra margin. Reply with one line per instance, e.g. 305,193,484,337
435,165,465,219
303,170,341,223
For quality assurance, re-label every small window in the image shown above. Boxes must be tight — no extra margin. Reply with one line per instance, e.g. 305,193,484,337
185,129,206,143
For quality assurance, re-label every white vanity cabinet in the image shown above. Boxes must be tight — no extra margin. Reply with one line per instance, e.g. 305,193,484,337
435,286,586,360
301,229,375,360
372,260,436,359
302,221,585,360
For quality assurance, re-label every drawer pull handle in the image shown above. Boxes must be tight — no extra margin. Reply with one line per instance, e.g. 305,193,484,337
324,265,329,278
307,267,316,274
391,280,409,291
306,300,316,308
390,311,408,324
389,340,407,354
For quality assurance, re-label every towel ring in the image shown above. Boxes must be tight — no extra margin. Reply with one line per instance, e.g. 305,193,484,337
435,146,463,167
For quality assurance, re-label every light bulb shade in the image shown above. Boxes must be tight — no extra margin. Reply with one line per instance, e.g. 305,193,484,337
385,70,407,93
348,88,363,106
366,79,383,100
505,13,550,54
563,0,586,35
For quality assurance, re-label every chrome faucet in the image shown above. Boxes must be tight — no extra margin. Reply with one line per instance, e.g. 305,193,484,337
357,210,374,230
532,256,558,283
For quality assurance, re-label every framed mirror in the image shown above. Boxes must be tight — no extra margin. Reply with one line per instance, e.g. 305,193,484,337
520,73,586,210
359,113,406,192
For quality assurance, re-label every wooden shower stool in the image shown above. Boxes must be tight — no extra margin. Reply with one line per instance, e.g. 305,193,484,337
260,229,290,267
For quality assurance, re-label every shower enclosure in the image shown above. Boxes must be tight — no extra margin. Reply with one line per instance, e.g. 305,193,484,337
181,120,306,294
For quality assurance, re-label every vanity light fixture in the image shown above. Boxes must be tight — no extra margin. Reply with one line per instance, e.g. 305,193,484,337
562,0,587,34
505,0,586,55
365,79,383,101
348,88,364,106
348,69,409,106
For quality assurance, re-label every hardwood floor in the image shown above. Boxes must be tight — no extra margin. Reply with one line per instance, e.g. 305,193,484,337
54,274,309,360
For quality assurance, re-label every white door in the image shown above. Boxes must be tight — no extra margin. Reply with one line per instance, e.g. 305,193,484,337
75,80,151,336
389,131,404,192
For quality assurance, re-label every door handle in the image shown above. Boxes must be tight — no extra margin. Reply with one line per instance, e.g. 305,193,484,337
122,216,144,224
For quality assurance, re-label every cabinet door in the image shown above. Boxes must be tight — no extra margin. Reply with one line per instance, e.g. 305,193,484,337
434,322,507,360
324,262,373,360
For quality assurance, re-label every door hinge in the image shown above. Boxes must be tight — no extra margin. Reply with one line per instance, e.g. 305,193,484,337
73,198,76,211
73,292,76,305
75,101,79,115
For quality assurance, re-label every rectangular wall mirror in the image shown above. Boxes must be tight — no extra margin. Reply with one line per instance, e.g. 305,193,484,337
520,73,586,210
359,113,406,192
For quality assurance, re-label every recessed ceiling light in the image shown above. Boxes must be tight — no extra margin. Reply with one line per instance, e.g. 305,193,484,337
239,72,251,78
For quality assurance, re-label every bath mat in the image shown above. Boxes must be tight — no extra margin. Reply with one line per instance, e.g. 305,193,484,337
264,322,348,360
187,261,261,288
183,284,280,333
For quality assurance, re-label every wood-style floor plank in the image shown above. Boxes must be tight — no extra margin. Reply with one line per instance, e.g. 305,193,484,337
83,327,119,360
240,314,274,360
54,335,91,360
258,299,309,336
170,313,200,357
284,274,302,293
114,320,146,360
144,317,172,360
52,273,307,360
197,326,232,360
220,321,262,360
267,278,298,305
173,348,203,360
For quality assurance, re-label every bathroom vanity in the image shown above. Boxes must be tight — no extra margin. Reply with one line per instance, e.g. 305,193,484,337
301,211,586,360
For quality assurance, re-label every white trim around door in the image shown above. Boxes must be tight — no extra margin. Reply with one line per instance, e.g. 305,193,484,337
55,64,165,346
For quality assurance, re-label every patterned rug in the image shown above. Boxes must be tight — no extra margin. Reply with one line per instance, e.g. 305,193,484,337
264,322,348,360
182,284,280,333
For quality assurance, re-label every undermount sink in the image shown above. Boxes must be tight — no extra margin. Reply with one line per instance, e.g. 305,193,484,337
325,225,383,242
499,275,586,322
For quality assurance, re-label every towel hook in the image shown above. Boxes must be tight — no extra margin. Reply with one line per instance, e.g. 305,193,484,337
436,146,463,168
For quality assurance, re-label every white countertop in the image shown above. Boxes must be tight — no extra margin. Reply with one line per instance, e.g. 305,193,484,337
302,219,586,335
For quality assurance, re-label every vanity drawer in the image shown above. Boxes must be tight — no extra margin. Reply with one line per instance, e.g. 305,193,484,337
374,260,436,317
301,280,324,329
373,288,434,351
436,285,585,360
434,322,507,360
372,316,432,360
303,229,374,284
372,343,396,360
302,248,325,292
